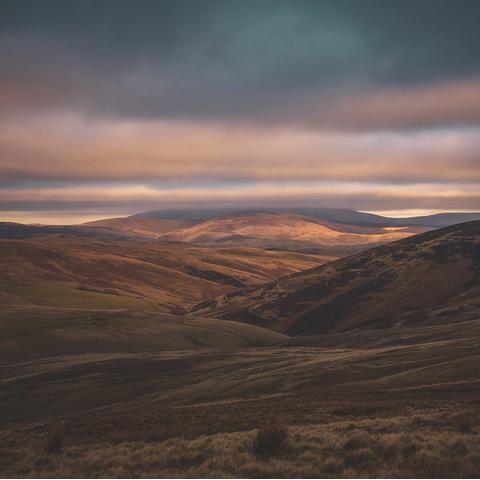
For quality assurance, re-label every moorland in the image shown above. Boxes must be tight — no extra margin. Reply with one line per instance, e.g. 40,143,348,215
1,209,480,477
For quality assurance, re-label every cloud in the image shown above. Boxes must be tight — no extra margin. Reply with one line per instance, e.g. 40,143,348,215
284,80,480,130
1,181,480,217
1,1,480,130
1,114,479,183
2,0,480,222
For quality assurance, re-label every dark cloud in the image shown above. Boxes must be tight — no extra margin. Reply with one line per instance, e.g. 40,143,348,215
1,0,480,127
2,0,480,221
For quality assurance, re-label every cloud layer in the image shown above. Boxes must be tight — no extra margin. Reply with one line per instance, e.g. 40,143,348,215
1,0,480,221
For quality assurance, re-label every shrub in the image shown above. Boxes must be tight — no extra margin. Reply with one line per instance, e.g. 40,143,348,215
342,431,372,452
451,411,475,434
253,423,289,458
344,447,375,469
45,426,65,454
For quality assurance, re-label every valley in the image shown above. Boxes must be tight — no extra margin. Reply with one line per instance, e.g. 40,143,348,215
1,214,480,477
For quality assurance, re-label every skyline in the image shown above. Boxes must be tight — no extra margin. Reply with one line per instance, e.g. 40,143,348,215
1,0,480,223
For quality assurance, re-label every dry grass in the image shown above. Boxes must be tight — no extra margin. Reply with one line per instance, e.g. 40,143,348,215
2,411,480,478
252,423,289,458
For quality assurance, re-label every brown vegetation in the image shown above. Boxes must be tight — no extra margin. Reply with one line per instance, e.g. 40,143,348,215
0,235,327,313
195,221,480,335
2,412,480,477
253,423,289,458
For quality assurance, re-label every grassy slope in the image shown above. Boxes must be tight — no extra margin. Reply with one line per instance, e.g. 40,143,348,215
194,220,480,334
1,316,479,476
0,306,288,361
0,236,329,312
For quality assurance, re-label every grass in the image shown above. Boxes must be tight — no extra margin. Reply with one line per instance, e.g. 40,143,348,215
1,313,479,477
0,280,154,310
2,413,480,478
253,423,289,458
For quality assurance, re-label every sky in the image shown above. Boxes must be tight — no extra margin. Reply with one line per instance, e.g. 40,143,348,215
1,0,480,224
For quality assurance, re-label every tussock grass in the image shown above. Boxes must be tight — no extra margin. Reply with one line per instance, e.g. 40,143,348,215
3,411,480,478
252,423,289,458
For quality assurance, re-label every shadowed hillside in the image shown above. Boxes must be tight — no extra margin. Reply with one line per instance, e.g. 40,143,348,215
0,306,287,361
194,221,480,335
2,315,480,477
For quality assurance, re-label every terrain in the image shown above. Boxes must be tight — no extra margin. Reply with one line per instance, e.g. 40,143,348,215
0,234,327,312
195,221,480,335
134,207,480,228
1,316,479,477
82,208,480,255
1,219,480,477
0,307,287,362
158,211,419,252
84,216,192,238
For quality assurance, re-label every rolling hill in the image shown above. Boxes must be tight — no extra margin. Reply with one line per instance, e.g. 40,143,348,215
0,234,328,312
2,218,480,478
79,209,480,255
83,216,192,238
159,212,417,245
0,306,287,361
193,220,480,335
135,207,480,228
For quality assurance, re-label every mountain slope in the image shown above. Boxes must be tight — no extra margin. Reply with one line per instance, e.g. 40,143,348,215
193,221,480,335
135,207,480,227
159,212,418,250
77,210,480,255
0,235,328,312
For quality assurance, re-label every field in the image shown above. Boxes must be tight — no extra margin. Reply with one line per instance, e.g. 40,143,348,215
1,315,479,477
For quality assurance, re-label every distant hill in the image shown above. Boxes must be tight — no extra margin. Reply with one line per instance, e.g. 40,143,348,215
75,209,480,255
83,216,191,238
159,211,418,251
0,222,136,240
193,221,480,335
134,207,480,227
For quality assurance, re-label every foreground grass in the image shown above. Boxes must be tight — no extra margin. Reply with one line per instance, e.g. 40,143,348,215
2,412,479,478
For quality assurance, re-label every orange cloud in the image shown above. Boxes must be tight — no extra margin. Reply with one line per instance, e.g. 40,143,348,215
1,113,479,183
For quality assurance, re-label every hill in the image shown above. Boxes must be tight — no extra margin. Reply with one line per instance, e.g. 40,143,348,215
2,310,480,477
79,209,480,255
158,212,420,252
83,216,191,238
135,207,480,227
193,221,480,335
0,235,328,312
0,221,137,240
0,306,287,361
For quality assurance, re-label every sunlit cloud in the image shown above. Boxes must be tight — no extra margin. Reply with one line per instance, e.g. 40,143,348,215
1,114,479,183
2,1,480,222
1,181,479,222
